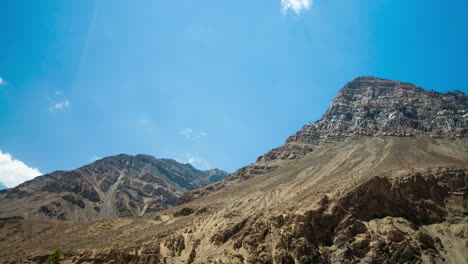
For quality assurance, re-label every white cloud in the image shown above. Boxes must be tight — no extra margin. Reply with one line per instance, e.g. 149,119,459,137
0,77,7,86
49,100,71,111
48,91,71,111
281,0,312,14
0,150,42,188
180,128,193,138
179,128,208,139
185,152,211,170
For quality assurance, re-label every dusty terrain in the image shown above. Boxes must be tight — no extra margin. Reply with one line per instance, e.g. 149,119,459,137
0,154,227,221
0,136,466,263
0,77,466,263
179,76,467,204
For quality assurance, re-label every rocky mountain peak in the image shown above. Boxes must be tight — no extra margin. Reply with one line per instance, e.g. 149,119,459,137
333,76,424,102
2,76,467,263
179,77,467,204
288,76,467,144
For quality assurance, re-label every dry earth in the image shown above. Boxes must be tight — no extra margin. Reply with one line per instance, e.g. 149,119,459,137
0,155,227,221
1,77,466,263
0,136,466,263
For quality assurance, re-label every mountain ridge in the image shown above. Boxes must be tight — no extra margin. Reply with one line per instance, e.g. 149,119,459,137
288,76,467,144
2,136,465,263
0,76,466,263
0,153,228,221
178,76,467,205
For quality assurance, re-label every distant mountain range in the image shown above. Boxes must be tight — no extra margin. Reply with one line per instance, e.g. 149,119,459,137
0,77,466,263
0,154,228,221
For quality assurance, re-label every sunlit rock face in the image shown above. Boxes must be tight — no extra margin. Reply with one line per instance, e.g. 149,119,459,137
0,154,228,221
179,77,468,204
288,76,467,144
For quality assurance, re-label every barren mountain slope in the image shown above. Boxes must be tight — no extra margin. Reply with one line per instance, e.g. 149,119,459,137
179,76,467,204
0,154,228,221
0,76,466,263
0,136,466,263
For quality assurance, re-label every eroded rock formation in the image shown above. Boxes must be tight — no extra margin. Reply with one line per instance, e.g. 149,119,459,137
0,77,467,263
179,77,467,204
0,154,228,221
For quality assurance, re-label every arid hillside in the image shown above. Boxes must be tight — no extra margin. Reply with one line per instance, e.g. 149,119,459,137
0,154,227,221
179,76,467,204
0,136,466,263
0,77,466,263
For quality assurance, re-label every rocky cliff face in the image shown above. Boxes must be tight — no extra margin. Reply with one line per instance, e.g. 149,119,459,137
0,154,227,221
288,76,467,144
179,77,468,204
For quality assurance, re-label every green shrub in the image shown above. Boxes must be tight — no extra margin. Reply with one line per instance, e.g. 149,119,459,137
43,249,61,264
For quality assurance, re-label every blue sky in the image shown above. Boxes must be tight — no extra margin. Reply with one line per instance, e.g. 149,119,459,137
0,0,467,188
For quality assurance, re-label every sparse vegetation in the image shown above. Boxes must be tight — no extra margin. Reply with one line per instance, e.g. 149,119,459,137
43,249,61,264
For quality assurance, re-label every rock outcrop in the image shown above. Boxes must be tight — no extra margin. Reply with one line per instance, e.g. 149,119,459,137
289,76,467,144
179,77,468,204
1,136,467,264
0,77,467,263
0,154,228,221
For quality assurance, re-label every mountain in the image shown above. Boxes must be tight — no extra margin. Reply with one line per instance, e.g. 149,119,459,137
288,76,467,141
0,77,466,263
178,76,467,204
0,154,228,221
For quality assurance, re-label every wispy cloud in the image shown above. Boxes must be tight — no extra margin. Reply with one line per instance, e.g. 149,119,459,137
0,150,42,188
90,156,102,162
51,100,71,110
184,152,211,170
180,128,193,138
0,76,7,86
48,91,71,111
281,0,312,15
179,128,208,139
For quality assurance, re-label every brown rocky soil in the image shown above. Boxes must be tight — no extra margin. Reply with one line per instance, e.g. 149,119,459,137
0,77,466,263
179,77,467,204
0,136,466,263
0,154,227,221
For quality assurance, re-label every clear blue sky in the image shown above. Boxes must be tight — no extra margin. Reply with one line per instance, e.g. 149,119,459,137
0,0,467,188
